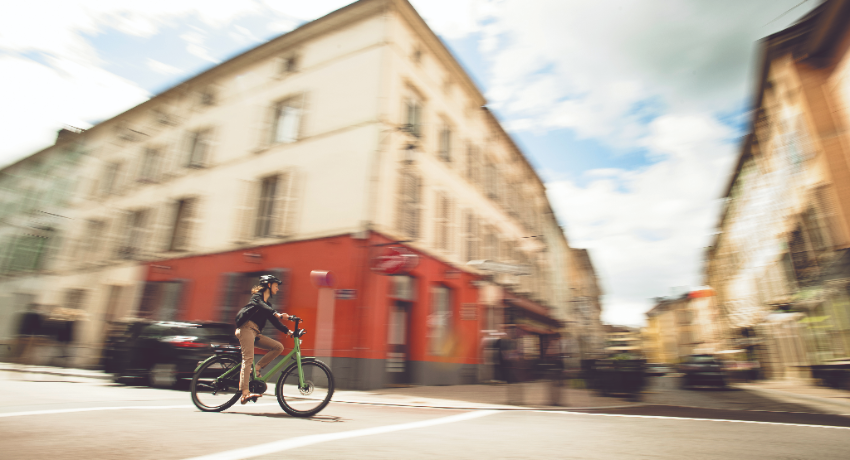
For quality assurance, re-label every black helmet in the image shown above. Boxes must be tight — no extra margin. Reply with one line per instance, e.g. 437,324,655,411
259,274,282,287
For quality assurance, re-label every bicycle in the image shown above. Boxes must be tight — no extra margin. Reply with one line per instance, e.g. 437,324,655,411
190,316,334,417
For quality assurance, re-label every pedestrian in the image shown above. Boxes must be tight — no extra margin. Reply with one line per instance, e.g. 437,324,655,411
13,303,43,365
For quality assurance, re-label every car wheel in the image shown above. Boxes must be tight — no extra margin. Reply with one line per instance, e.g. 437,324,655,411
149,363,178,388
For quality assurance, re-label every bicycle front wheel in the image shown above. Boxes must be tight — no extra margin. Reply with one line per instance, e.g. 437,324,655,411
276,360,334,417
191,356,242,412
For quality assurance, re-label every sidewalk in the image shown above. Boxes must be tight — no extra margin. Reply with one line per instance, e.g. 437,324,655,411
0,362,639,410
733,379,850,415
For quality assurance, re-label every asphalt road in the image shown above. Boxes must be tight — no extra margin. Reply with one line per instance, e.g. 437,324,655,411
2,371,850,460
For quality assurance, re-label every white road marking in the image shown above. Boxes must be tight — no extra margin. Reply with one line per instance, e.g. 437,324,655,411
538,410,850,430
0,403,280,418
183,410,500,460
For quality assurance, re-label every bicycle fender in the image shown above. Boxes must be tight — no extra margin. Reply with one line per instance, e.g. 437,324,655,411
194,355,218,373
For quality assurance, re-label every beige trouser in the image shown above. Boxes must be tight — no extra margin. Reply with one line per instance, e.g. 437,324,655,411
235,321,284,392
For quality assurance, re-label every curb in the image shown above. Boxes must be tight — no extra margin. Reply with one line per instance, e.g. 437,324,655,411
736,384,850,412
0,365,111,380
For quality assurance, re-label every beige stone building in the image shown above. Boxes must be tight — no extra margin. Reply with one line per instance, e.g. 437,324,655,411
707,0,850,379
0,0,583,387
567,248,605,358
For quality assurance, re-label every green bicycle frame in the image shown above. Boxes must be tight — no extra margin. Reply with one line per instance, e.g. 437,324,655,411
196,333,308,389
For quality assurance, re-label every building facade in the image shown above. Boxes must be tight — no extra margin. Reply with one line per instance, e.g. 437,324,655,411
707,0,850,379
0,0,585,389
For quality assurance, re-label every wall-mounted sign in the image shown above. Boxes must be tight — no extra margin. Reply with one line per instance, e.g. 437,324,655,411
466,260,530,276
371,247,419,275
444,269,461,279
243,252,262,263
335,289,357,300
461,303,478,321
310,270,336,287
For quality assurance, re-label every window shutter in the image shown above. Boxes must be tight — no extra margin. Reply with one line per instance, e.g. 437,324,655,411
256,103,276,150
139,208,154,257
296,92,308,141
153,200,178,253
395,169,406,234
434,191,444,250
449,198,457,256
235,179,259,243
412,174,422,239
275,170,300,237
183,197,201,252
204,128,218,167
107,210,128,261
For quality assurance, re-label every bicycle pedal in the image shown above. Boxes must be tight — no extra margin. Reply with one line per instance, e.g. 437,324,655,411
250,396,259,403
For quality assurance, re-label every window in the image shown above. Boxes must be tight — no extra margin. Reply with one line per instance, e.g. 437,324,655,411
138,148,160,183
118,209,149,259
429,285,452,355
280,55,299,74
65,288,87,311
412,46,422,64
405,96,422,138
464,211,479,261
187,129,212,168
169,198,197,252
80,219,106,259
272,96,303,144
439,123,451,162
434,192,452,251
101,162,121,196
199,87,216,106
396,171,421,239
255,175,279,238
465,144,479,185
484,159,497,200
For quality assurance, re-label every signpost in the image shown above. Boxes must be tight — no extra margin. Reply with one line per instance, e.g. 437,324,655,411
371,247,419,275
466,260,531,276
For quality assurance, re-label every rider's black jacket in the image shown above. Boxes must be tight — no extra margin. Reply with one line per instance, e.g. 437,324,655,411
235,293,290,334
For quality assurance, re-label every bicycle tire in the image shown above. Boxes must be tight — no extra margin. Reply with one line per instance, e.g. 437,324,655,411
190,356,242,412
275,360,334,417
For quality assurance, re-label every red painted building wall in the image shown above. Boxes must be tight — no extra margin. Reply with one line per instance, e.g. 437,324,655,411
143,231,484,387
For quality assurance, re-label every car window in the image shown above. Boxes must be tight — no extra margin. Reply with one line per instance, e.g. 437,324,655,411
196,325,236,342
689,356,716,363
140,325,166,339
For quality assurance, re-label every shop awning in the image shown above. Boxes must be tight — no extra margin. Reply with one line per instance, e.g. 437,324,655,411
516,323,558,336
799,315,831,324
503,295,562,328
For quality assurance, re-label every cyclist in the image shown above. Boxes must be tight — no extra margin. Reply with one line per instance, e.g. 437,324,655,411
234,274,292,404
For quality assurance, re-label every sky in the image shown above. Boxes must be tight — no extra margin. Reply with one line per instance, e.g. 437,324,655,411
0,0,820,326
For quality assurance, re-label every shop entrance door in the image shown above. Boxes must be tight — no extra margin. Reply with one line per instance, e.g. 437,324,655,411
386,300,411,385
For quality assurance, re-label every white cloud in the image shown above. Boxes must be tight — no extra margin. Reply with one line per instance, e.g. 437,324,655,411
0,55,149,166
147,58,182,75
475,0,818,149
547,114,737,325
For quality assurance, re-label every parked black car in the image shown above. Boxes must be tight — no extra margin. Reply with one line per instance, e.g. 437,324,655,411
680,354,726,388
103,320,237,388
645,363,673,377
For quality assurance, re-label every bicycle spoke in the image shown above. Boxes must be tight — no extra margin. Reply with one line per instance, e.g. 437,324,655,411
191,357,241,412
276,361,334,417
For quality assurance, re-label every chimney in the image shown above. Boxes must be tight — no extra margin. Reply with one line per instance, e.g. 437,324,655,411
56,125,84,144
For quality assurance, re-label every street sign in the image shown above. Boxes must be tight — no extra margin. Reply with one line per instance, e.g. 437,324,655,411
466,260,531,276
335,289,357,300
371,247,418,275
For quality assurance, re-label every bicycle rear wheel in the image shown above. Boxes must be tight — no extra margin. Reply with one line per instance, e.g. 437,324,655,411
191,356,242,412
276,360,334,417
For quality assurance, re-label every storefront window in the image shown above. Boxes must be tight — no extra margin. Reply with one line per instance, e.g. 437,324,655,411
428,285,453,355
